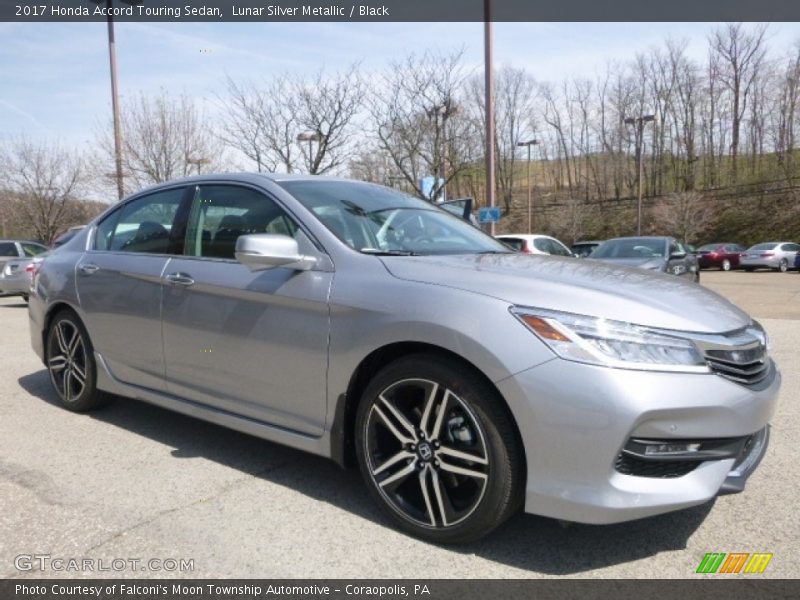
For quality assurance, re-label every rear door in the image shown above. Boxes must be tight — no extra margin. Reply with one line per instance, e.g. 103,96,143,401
160,184,333,435
76,186,190,391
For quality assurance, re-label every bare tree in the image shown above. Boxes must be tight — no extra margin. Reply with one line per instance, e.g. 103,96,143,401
97,91,225,194
468,66,537,213
0,138,86,243
369,50,479,201
653,191,716,244
295,65,366,175
709,23,768,182
222,66,365,176
221,75,298,173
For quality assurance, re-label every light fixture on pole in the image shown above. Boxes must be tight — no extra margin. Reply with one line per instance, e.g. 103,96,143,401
90,0,141,201
426,101,458,203
623,114,656,235
187,157,211,175
297,131,322,174
517,139,540,234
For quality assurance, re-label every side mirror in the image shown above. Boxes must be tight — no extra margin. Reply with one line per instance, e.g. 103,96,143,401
235,234,316,271
669,251,687,259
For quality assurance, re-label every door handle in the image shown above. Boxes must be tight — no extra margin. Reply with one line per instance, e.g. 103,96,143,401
165,272,195,287
78,263,99,275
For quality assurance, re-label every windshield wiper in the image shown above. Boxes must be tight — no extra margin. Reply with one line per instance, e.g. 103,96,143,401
360,248,419,256
476,250,513,255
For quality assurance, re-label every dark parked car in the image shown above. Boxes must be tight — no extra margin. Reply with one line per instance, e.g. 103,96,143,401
52,226,85,248
588,236,700,282
795,250,800,271
697,243,747,271
570,240,602,258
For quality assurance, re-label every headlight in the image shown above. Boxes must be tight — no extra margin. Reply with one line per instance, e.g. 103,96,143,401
511,307,708,372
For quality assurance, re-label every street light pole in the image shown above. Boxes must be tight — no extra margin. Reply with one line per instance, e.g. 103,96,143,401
484,0,496,235
517,139,539,234
296,131,322,174
624,114,655,235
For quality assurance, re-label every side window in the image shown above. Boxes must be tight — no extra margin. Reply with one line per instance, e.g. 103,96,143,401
549,239,571,256
0,242,18,256
94,188,184,254
22,243,47,256
185,185,299,259
533,238,550,253
784,243,800,252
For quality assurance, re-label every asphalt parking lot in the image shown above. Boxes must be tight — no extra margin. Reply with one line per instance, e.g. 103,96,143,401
0,270,797,579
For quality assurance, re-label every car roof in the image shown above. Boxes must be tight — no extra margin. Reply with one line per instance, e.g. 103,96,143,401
124,172,393,200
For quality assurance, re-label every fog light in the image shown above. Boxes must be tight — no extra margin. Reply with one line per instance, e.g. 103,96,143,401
644,442,701,456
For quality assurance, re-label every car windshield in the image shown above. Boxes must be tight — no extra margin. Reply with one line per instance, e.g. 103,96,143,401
748,243,777,251
591,238,667,259
278,180,509,255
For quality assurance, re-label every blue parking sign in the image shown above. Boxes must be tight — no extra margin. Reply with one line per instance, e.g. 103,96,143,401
478,207,501,224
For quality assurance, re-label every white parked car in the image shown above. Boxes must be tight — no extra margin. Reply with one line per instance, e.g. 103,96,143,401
495,234,572,257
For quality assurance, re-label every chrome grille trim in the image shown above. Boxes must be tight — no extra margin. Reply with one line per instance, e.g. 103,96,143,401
690,323,769,386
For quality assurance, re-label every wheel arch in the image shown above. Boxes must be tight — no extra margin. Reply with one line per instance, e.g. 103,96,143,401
329,341,526,476
41,301,84,355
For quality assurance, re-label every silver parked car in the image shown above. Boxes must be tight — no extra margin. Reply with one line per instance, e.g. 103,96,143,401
28,174,780,543
0,240,48,300
740,242,800,272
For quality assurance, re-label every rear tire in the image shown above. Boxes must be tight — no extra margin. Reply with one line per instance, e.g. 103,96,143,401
45,310,108,412
355,354,523,544
721,259,731,271
778,259,789,273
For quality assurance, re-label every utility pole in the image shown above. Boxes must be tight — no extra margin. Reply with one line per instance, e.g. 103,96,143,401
297,131,322,174
91,0,140,200
624,114,655,235
517,139,539,233
484,0,496,235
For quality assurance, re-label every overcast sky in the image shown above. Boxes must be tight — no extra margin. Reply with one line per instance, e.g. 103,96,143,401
2,21,799,148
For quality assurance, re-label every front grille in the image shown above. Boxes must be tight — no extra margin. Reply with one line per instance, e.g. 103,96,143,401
705,347,769,385
693,325,770,387
614,454,699,478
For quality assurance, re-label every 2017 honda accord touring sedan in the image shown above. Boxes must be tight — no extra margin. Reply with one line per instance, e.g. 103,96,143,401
28,174,780,544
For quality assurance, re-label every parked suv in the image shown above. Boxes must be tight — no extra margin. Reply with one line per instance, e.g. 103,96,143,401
28,174,780,543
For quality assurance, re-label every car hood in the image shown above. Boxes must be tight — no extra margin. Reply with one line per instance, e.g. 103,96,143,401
380,253,750,333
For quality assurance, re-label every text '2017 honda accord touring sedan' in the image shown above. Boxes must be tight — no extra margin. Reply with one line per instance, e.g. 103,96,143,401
28,174,780,543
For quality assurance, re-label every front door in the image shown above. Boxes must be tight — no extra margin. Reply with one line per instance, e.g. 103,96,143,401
161,184,333,435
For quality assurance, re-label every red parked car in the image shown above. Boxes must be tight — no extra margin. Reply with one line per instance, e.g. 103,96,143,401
696,243,747,271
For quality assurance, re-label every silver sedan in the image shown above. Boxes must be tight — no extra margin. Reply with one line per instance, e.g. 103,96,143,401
740,241,800,272
27,174,780,543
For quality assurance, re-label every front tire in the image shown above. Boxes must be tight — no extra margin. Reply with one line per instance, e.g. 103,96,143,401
355,355,523,544
45,310,108,412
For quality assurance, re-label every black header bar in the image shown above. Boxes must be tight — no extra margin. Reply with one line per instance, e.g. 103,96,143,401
2,0,800,23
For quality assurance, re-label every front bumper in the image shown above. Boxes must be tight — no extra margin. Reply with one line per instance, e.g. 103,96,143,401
496,357,780,524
